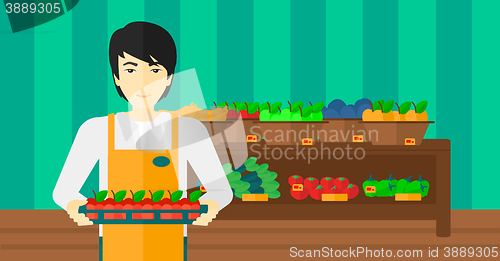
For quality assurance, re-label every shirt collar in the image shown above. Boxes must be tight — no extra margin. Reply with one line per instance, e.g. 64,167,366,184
116,112,170,141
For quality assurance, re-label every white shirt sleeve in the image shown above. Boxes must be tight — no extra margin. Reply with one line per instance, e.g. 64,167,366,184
179,117,233,211
53,117,106,210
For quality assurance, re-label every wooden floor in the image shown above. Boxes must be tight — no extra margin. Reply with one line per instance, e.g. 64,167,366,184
0,210,498,260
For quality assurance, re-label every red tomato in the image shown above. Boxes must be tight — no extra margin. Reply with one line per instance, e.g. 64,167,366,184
309,185,324,200
334,177,350,190
290,186,309,200
288,175,304,186
320,177,335,189
304,177,319,190
343,184,359,199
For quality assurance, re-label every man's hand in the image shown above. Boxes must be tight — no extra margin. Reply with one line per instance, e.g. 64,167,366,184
66,200,93,226
192,200,219,226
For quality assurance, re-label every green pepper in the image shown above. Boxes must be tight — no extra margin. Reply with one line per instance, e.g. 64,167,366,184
363,175,378,197
416,175,429,197
386,174,398,197
396,176,412,194
375,180,395,197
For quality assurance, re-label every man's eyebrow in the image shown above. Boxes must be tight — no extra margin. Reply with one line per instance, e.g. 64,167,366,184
149,62,160,66
123,62,138,66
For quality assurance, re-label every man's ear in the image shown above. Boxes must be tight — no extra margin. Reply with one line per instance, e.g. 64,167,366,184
113,74,120,87
166,74,173,86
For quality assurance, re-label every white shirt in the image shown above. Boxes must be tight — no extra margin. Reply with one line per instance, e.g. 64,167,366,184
52,112,233,236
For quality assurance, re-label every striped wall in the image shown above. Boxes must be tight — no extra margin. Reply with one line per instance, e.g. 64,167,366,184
0,0,498,210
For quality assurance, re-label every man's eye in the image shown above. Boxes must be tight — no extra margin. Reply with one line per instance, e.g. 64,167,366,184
151,69,162,73
124,69,136,73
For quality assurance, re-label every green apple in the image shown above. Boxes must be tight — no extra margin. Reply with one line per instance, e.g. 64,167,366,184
270,112,281,121
260,110,270,121
280,109,291,121
301,106,313,121
291,112,302,121
311,112,323,121
310,102,324,121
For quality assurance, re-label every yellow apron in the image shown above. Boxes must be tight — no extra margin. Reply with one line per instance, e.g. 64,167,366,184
103,113,184,261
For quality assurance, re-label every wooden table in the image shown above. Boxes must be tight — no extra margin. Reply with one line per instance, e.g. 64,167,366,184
216,139,451,237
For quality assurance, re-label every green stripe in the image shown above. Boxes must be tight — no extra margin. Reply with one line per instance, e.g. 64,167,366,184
436,0,472,210
326,0,363,105
72,1,107,199
180,0,217,109
290,0,326,103
0,10,35,209
398,0,436,138
146,0,181,110
217,0,254,103
254,0,290,104
107,0,145,114
363,0,398,102
34,11,73,209
472,0,500,210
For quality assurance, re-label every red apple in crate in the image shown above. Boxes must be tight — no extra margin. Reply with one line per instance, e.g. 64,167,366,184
141,198,154,219
189,202,201,219
310,185,324,200
172,203,182,219
160,203,173,219
290,184,309,200
247,111,260,119
114,204,124,219
132,203,142,219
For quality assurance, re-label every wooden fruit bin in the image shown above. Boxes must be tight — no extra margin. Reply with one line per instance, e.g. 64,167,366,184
256,121,326,145
78,205,208,225
318,119,367,143
360,121,435,145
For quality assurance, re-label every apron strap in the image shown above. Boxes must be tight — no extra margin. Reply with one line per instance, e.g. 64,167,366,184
108,113,115,152
159,110,180,176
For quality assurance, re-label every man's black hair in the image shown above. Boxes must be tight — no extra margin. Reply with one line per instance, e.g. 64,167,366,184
109,22,177,102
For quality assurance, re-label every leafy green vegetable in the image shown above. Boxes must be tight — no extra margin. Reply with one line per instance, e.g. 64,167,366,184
373,100,384,111
291,101,304,112
257,163,269,174
312,102,324,113
229,180,245,189
260,180,279,190
114,190,127,202
270,102,282,114
170,190,183,203
248,102,259,114
152,190,164,202
222,163,232,174
227,171,242,182
244,157,257,168
399,101,412,115
382,100,394,113
267,190,281,199
302,106,313,117
416,101,428,114
96,190,108,202
133,190,146,202
246,163,260,171
189,190,202,202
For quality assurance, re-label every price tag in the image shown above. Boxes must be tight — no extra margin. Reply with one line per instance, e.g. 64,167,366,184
302,138,313,145
353,135,364,142
292,184,303,192
365,186,376,194
247,135,258,142
405,138,415,145
200,185,206,193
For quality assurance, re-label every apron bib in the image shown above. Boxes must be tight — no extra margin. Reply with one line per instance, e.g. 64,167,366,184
103,113,184,261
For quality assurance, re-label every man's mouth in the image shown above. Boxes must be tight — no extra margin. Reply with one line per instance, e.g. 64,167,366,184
136,94,151,98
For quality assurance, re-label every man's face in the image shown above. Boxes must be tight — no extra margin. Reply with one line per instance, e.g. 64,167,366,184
113,52,172,109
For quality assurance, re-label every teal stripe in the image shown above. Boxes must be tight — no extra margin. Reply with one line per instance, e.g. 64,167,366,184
107,0,145,114
363,0,398,102
398,0,436,138
326,0,363,105
436,0,472,210
254,0,290,104
180,0,217,109
217,0,254,103
72,0,107,199
290,0,326,104
0,11,35,209
472,0,500,210
34,11,73,209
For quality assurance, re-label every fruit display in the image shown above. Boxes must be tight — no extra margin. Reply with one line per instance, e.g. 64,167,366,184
289,175,359,201
362,100,428,122
362,174,430,201
80,189,207,224
259,101,324,122
225,157,281,200
321,98,371,119
215,102,260,119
